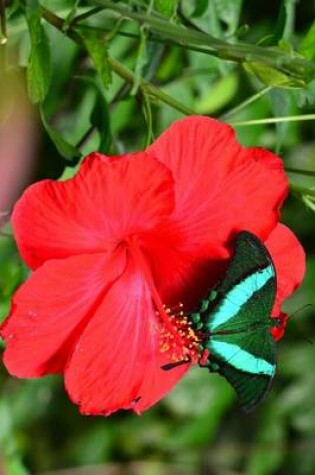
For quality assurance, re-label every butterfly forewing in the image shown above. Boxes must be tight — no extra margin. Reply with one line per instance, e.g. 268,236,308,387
215,231,277,296
206,265,276,334
203,231,276,333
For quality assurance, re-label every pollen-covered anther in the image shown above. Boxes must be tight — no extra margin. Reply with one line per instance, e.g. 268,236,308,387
158,305,201,364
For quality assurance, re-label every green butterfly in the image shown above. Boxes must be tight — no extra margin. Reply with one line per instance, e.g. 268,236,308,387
190,230,279,412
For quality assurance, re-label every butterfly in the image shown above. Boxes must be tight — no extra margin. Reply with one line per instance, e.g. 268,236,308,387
192,230,280,412
163,231,280,412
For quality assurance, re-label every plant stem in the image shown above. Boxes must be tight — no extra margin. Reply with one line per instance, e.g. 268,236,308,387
71,7,104,26
108,56,196,115
290,182,315,198
76,24,221,57
76,125,96,151
91,0,315,82
37,4,197,116
230,114,315,126
220,87,272,120
0,230,12,239
285,167,315,177
142,91,153,148
0,0,7,41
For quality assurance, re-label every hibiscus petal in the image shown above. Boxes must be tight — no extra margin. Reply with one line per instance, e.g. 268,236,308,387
140,230,228,308
1,251,126,376
265,223,306,315
148,116,288,256
146,117,288,307
12,153,174,269
65,258,188,416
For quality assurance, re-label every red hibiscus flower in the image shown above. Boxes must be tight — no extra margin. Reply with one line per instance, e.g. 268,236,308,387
0,117,305,415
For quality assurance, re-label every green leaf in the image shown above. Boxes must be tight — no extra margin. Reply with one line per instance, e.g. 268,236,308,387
272,0,296,45
75,75,111,154
25,0,52,103
195,73,239,114
40,106,82,162
244,61,304,87
41,0,75,9
245,406,286,475
269,88,292,152
154,0,178,17
0,399,14,449
4,458,29,475
90,89,111,154
213,0,243,34
78,29,112,88
191,0,208,18
299,20,315,61
6,0,20,18
164,370,234,450
0,398,29,475
62,0,80,32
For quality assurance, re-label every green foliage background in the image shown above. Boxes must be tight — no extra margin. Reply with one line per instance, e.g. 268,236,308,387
1,1,315,474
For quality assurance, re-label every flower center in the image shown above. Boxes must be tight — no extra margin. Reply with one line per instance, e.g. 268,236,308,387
158,304,201,365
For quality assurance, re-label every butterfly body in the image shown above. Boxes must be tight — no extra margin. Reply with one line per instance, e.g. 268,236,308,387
191,231,279,412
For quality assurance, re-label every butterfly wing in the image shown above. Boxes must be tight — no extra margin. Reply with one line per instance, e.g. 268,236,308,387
208,320,276,412
204,231,277,334
215,230,276,296
202,231,277,411
212,362,273,412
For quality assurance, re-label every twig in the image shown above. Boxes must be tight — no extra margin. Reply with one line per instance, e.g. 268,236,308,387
36,4,197,116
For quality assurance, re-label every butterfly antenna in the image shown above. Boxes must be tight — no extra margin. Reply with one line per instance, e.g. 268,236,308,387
289,304,314,319
286,304,314,345
161,357,191,371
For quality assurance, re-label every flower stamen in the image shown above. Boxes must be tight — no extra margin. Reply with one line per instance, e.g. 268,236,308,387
158,304,202,366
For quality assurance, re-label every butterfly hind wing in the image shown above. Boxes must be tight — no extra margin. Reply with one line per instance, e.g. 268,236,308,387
215,362,274,412
208,323,276,410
